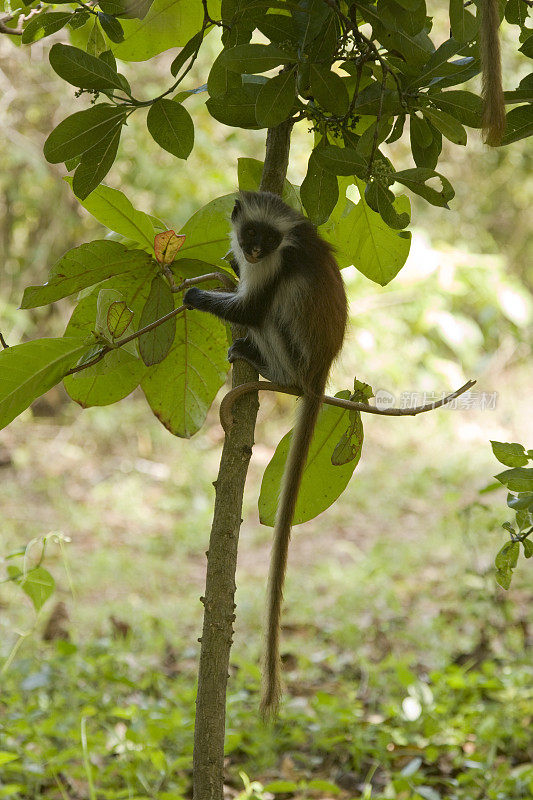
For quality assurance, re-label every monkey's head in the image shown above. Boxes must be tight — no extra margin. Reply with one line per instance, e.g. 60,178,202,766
231,192,296,264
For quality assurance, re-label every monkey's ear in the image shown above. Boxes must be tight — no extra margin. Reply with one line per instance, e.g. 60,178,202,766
231,198,242,221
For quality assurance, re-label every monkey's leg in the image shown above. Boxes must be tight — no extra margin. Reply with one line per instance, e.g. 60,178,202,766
227,336,273,380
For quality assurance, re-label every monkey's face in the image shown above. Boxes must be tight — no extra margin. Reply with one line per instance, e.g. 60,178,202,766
237,221,282,264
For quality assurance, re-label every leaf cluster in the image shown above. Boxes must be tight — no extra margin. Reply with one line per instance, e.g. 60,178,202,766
491,440,533,588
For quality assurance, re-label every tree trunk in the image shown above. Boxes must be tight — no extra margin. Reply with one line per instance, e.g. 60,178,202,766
192,119,293,800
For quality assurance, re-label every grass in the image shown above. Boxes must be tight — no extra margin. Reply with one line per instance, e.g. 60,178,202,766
1,362,532,799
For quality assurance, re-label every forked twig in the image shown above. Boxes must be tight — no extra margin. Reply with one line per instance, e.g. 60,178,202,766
219,379,477,433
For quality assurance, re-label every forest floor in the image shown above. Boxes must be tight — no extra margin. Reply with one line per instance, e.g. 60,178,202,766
1,362,532,800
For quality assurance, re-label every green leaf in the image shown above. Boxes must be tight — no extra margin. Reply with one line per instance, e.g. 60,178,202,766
177,194,235,265
314,145,367,178
100,0,154,18
394,167,455,208
523,538,533,558
19,567,55,611
500,105,533,145
21,11,73,43
98,12,125,43
138,275,176,365
146,99,194,159
65,180,155,250
255,69,297,127
72,123,122,199
21,241,152,309
112,0,203,61
49,43,124,92
207,83,263,129
300,151,339,226
262,781,299,794
491,441,529,468
87,17,107,57
141,309,229,437
222,43,295,73
495,567,512,589
170,30,204,76
0,338,88,430
63,269,156,406
423,106,467,144
331,408,363,466
410,115,442,169
429,90,482,127
107,300,134,337
495,541,520,570
409,38,475,88
256,13,298,44
518,33,533,58
0,753,19,766
259,391,362,526
321,185,411,284
44,105,126,165
449,0,478,42
237,157,302,211
309,64,349,114
365,181,410,229
495,467,533,493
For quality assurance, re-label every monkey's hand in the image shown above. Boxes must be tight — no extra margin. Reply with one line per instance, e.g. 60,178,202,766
183,287,204,310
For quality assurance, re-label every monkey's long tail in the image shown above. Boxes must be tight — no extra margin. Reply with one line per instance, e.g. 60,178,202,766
261,390,324,717
481,0,506,146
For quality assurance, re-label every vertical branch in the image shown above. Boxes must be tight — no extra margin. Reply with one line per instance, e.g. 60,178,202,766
192,118,293,800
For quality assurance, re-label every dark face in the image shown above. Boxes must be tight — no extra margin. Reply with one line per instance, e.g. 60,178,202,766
238,220,283,263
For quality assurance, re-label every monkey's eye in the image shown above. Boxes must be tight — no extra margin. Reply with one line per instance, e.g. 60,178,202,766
247,227,256,238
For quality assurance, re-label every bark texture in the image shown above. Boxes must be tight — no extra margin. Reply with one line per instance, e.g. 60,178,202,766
192,119,293,800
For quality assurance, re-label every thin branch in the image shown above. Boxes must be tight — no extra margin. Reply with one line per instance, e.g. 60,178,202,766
322,0,406,108
0,332,9,349
172,272,236,293
219,379,477,433
366,65,387,177
0,4,42,35
65,304,187,376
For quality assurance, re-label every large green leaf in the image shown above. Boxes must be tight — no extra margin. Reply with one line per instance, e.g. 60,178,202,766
138,275,176,365
258,392,362,527
21,11,73,43
394,167,455,208
176,194,235,265
49,43,124,92
21,241,152,309
19,567,56,611
146,99,194,159
423,106,467,145
321,184,411,285
0,338,88,431
495,468,533,493
44,105,126,165
72,124,122,199
449,0,478,43
255,69,297,127
65,180,155,250
63,268,156,406
491,441,530,468
300,152,338,226
428,90,482,127
309,64,349,115
141,309,229,437
222,43,295,73
501,105,533,145
206,82,263,129
314,145,367,178
112,0,204,61
99,0,154,18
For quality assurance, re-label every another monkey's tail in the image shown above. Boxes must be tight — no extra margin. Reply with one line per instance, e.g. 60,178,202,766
481,0,506,146
261,390,324,717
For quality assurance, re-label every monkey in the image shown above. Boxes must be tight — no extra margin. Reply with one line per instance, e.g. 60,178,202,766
184,191,347,715
480,0,506,146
